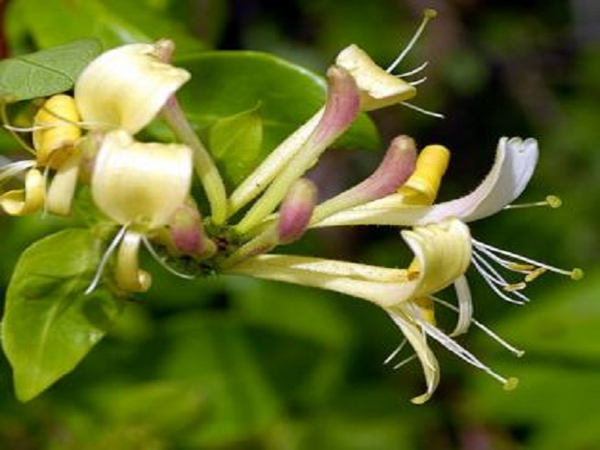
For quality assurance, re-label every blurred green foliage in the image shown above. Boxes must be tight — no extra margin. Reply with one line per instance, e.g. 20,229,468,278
0,0,598,448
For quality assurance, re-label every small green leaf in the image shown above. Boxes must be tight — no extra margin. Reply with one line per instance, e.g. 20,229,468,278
0,39,102,102
1,228,124,401
176,51,380,165
209,105,263,187
15,0,204,55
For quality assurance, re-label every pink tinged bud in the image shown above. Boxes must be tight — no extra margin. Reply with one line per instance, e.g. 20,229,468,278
310,135,416,223
170,201,214,256
353,135,417,200
277,179,318,244
311,66,361,146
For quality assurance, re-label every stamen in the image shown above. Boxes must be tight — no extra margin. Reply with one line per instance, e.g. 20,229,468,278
400,101,445,119
524,268,546,282
384,339,407,365
431,296,525,357
414,312,515,387
396,61,429,78
503,282,527,292
85,225,128,295
386,9,438,73
393,354,418,370
142,236,196,280
409,76,428,87
471,252,528,305
472,238,581,279
504,195,562,210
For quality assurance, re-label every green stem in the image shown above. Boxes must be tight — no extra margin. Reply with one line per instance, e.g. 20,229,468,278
162,96,228,226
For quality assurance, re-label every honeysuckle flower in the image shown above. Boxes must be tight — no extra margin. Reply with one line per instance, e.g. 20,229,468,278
89,130,192,292
228,10,437,217
74,40,191,134
0,95,82,216
227,218,520,403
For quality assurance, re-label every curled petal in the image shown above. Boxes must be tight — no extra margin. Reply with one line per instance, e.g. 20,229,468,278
75,41,190,134
401,219,472,300
45,153,82,216
387,307,439,404
91,130,192,229
336,44,416,110
0,169,46,216
421,137,539,222
314,137,538,228
116,230,152,292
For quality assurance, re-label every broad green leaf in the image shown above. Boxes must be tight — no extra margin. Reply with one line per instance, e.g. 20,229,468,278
0,39,102,102
176,51,380,168
14,0,204,54
209,105,263,186
1,228,124,401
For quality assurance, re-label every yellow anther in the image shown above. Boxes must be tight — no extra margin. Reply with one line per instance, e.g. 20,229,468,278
398,144,450,205
571,268,584,281
413,296,436,326
546,195,562,208
503,282,527,292
33,95,82,169
503,377,519,391
507,263,535,271
424,8,438,19
524,267,546,283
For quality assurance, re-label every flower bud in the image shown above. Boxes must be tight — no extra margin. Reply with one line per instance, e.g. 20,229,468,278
75,41,191,134
91,130,192,229
33,94,82,169
170,200,216,257
336,45,416,111
277,178,317,244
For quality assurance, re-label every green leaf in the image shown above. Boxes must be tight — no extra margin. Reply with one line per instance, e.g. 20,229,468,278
1,228,124,401
209,105,264,187
176,51,380,166
0,39,102,102
14,0,204,54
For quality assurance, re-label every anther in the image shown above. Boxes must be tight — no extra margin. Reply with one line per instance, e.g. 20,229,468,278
503,377,519,391
504,194,562,210
503,282,527,292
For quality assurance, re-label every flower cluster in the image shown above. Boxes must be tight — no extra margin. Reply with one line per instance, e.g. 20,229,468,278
0,11,581,403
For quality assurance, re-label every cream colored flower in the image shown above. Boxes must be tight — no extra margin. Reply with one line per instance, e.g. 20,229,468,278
75,40,190,134
89,130,193,292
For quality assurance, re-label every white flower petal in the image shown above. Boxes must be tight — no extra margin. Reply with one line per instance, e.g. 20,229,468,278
91,130,192,229
75,42,190,134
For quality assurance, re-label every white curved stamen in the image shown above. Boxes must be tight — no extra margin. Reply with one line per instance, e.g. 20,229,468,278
386,10,437,73
396,61,429,78
409,76,428,87
393,353,418,370
0,160,36,185
472,238,575,277
384,339,408,365
85,225,128,295
472,252,529,305
141,236,196,280
431,296,525,357
400,102,445,118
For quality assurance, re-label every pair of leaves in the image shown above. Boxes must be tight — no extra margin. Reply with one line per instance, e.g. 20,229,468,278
1,229,123,401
